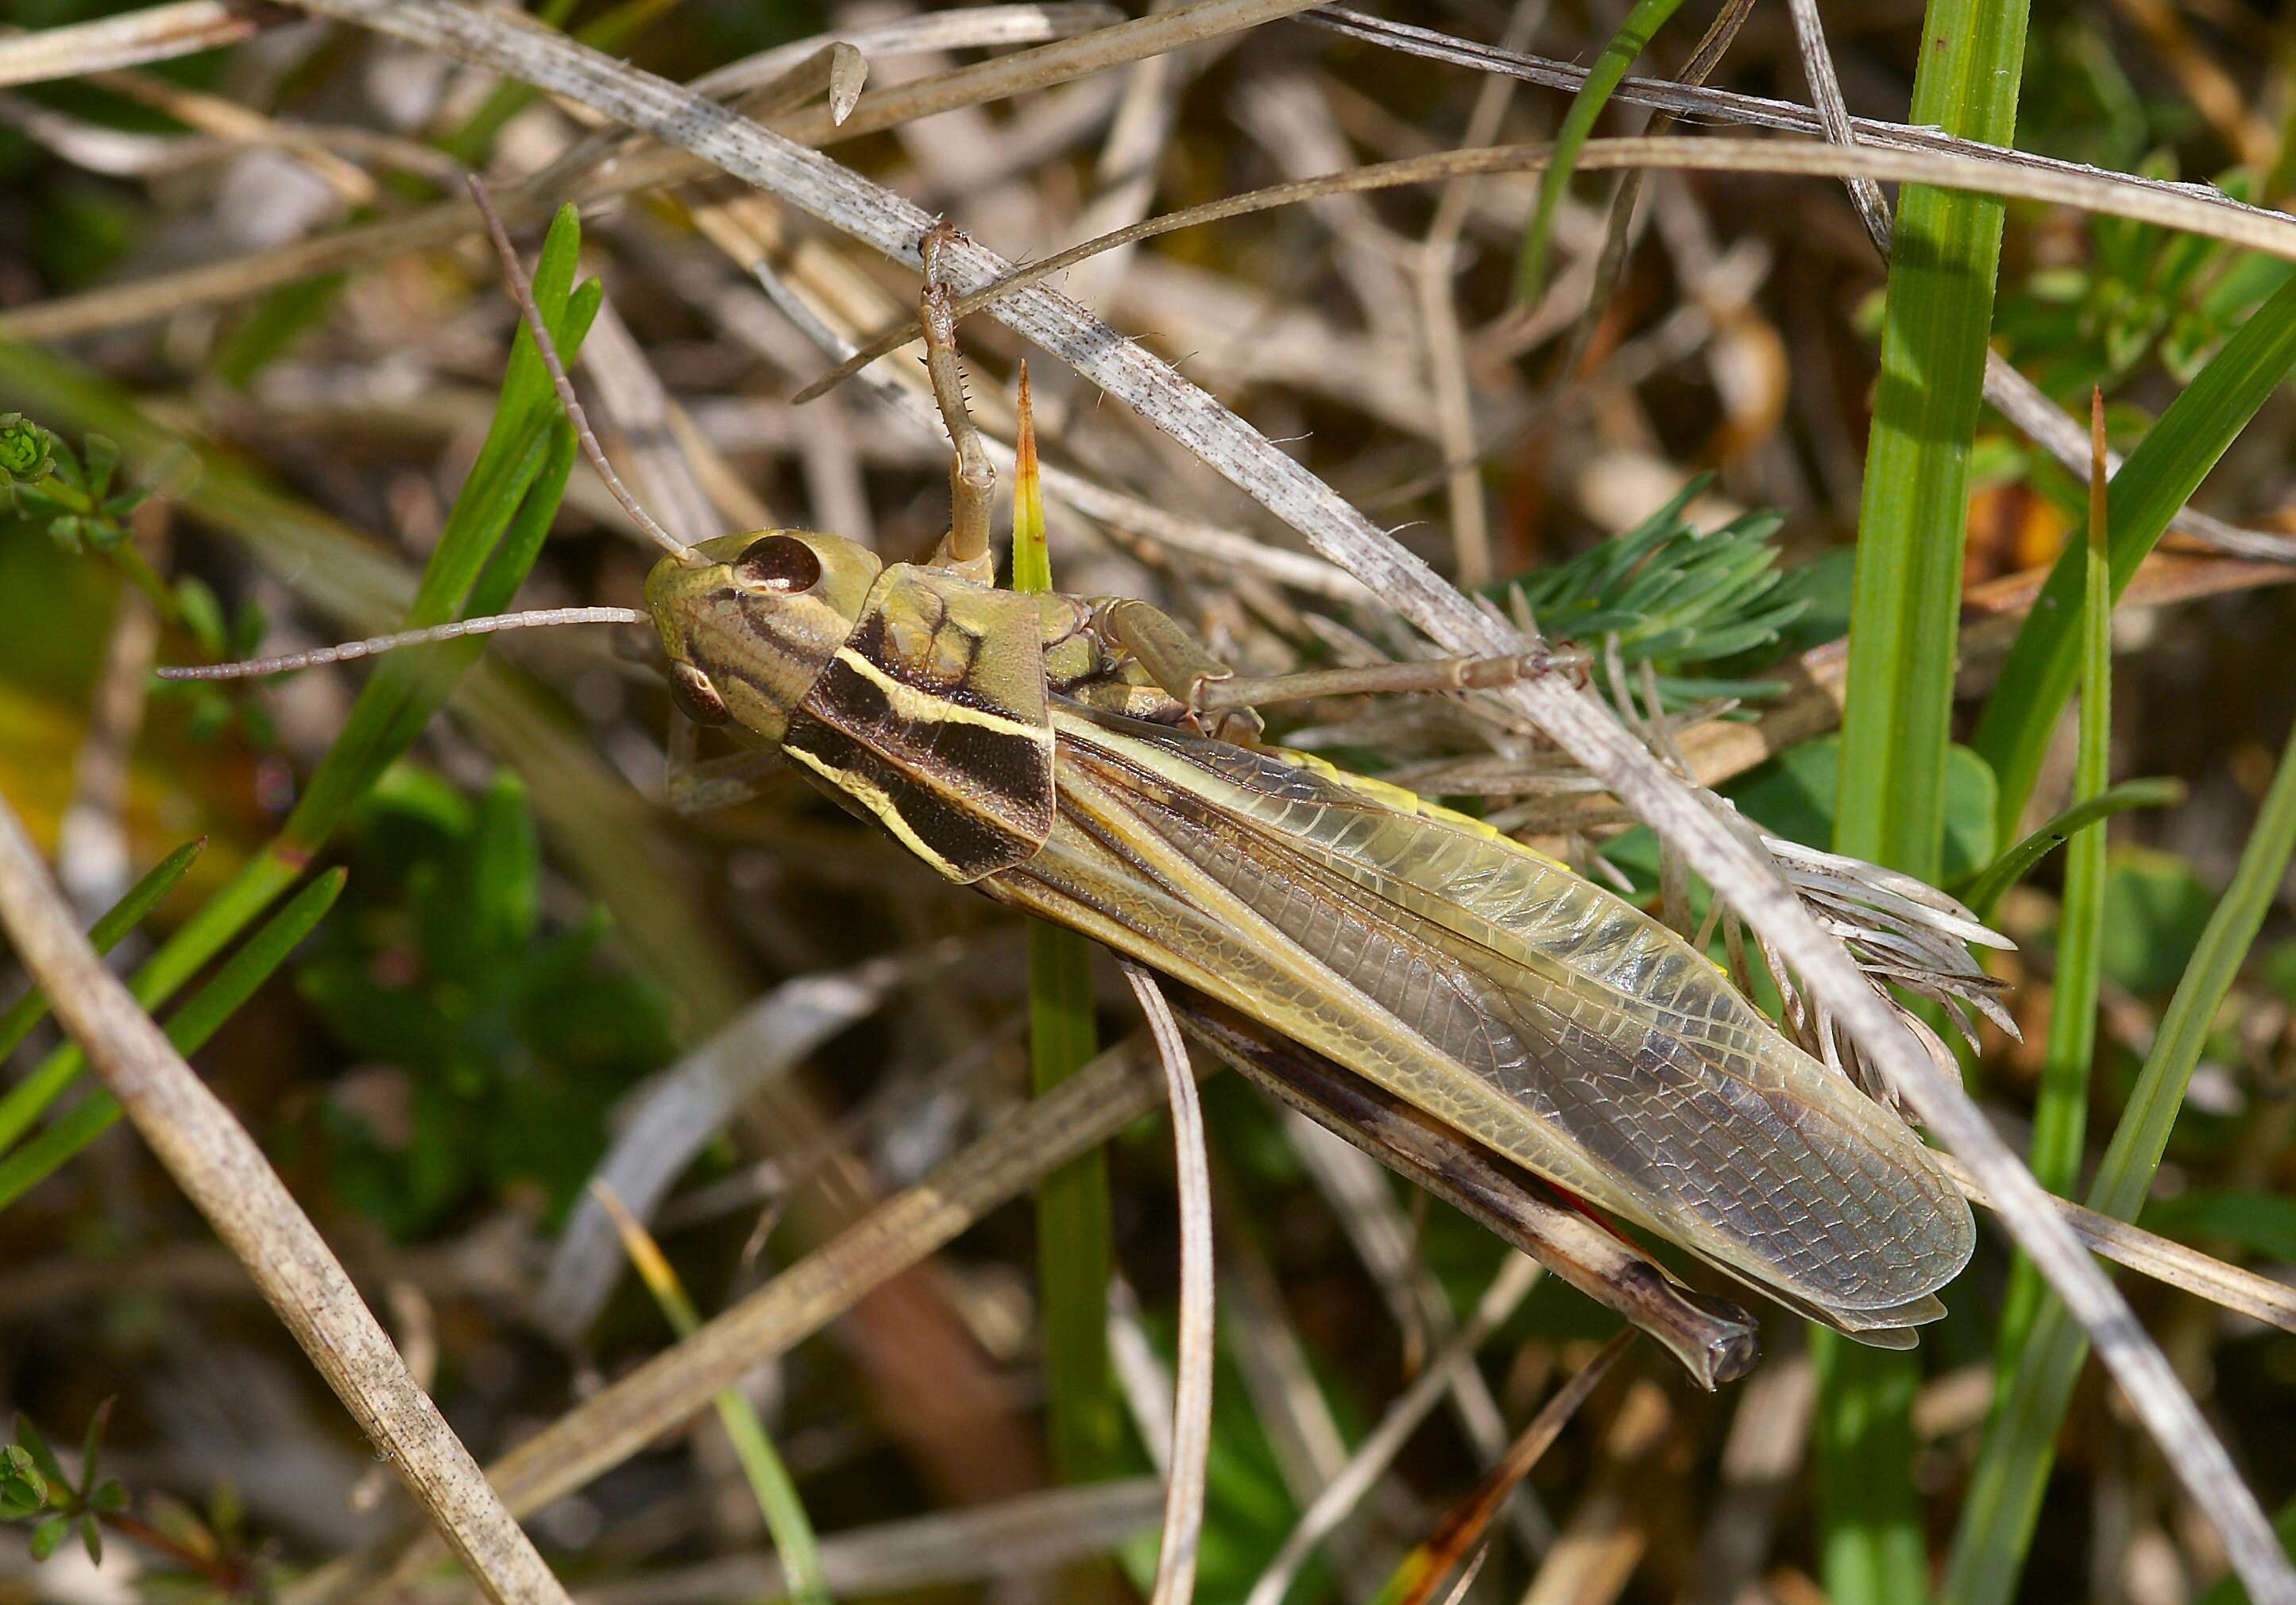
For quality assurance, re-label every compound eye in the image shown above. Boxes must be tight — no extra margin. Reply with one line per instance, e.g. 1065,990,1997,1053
668,661,730,726
733,533,822,594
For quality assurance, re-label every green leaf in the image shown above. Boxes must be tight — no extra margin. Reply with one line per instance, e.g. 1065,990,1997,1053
0,1445,48,1518
28,1512,68,1562
0,205,595,1151
1826,0,2031,1595
1973,272,2296,842
1943,720,2296,1605
469,771,541,957
76,1400,111,1496
1955,777,2184,920
1513,0,1688,304
174,575,226,658
0,870,349,1211
212,273,347,389
12,1419,65,1487
2097,847,2216,993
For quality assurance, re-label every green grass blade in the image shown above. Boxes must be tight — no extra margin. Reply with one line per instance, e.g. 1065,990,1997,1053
1823,1,2031,1598
1011,373,1119,1487
0,868,347,1211
1942,722,2296,1605
1973,273,2296,843
0,205,597,1145
1512,0,1687,307
1984,400,2115,1412
0,838,203,1071
1835,0,2032,876
596,1189,831,1605
1954,778,2184,921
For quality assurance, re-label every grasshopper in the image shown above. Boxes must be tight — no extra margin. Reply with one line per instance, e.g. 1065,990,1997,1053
168,208,1975,1359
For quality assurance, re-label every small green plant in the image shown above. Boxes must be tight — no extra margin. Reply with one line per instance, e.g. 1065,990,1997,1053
1490,478,1817,711
6,422,149,553
6,1406,126,1567
1996,163,2294,400
298,768,674,1236
0,412,58,494
2,410,268,738
4,1407,266,1596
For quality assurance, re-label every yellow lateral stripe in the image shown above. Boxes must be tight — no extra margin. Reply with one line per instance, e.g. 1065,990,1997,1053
783,743,965,880
834,647,1049,740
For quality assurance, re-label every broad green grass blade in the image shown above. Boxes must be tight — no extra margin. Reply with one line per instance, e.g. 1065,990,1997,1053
1010,367,1121,1487
0,205,596,1143
1512,0,1687,307
0,838,201,1072
0,868,347,1211
1942,724,2296,1605
1973,273,2296,843
1955,777,2183,921
1824,1,2031,1599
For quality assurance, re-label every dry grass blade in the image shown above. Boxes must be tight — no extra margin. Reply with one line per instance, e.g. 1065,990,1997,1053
0,799,573,1605
1781,0,1891,249
0,0,1289,344
282,1035,1167,1605
1937,1154,2296,1332
794,135,2296,403
1397,1328,1637,1605
1303,6,2279,199
0,0,274,87
1243,1254,1544,1605
571,1479,1163,1605
1123,963,1216,1605
536,944,963,1340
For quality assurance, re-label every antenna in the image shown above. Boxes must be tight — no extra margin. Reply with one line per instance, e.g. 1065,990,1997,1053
156,606,650,681
466,177,705,568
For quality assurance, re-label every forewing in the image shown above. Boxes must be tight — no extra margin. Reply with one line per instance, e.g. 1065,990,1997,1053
1026,710,1973,1321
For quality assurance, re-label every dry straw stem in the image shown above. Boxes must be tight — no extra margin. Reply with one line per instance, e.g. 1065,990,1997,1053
574,1479,1163,1605
285,1035,1167,1605
1933,1154,2296,1334
0,799,571,1605
0,0,274,87
1123,964,1215,1605
1243,1253,1544,1605
0,0,1312,342
799,136,2296,399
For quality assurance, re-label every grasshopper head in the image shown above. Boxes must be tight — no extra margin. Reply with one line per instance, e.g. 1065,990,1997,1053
645,530,883,743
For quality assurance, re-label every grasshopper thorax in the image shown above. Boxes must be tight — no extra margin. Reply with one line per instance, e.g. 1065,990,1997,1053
645,529,883,743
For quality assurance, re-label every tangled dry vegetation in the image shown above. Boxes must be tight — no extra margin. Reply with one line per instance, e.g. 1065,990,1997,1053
4,2,2296,1603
